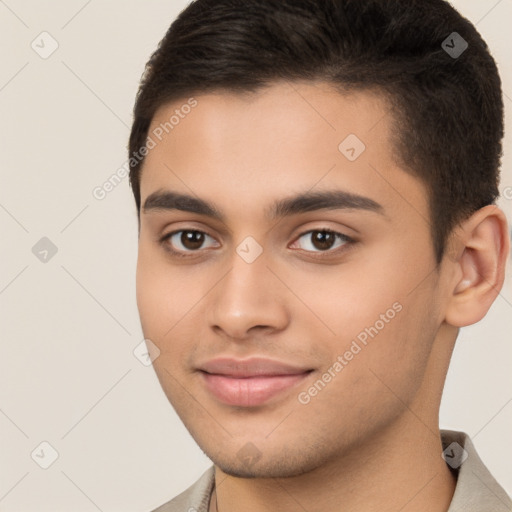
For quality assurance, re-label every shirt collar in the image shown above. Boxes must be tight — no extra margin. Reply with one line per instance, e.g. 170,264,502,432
442,429,511,511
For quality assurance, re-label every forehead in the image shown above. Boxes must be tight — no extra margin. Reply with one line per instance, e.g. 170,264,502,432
139,81,427,222
145,81,391,164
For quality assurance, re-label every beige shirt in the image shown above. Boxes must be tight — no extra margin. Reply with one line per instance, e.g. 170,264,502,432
151,430,511,512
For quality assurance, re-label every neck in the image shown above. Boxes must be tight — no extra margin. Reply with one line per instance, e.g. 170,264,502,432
211,417,456,512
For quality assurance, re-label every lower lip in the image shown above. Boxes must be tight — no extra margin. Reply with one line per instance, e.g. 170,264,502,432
200,372,311,407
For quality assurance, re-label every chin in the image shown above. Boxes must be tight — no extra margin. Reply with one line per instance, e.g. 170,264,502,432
208,446,327,479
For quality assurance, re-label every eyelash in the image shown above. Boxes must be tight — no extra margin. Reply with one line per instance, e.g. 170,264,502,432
159,228,355,260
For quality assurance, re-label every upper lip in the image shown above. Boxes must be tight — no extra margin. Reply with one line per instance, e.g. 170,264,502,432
198,357,313,378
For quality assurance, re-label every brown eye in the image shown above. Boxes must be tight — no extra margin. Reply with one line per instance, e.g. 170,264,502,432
293,229,352,253
163,230,218,253
310,231,337,250
180,231,205,250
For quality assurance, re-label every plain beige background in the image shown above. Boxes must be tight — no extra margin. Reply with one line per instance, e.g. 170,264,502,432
0,1,511,510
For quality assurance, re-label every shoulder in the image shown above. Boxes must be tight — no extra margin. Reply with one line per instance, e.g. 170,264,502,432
150,466,215,512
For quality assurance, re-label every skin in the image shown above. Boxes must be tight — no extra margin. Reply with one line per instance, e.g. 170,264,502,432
135,81,509,512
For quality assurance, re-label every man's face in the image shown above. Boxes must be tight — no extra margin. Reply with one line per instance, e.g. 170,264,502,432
136,82,454,477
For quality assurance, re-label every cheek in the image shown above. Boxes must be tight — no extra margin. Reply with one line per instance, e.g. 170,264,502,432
285,252,406,341
135,245,213,369
135,252,192,396
136,250,163,337
290,239,437,383
294,301,437,438
135,246,186,341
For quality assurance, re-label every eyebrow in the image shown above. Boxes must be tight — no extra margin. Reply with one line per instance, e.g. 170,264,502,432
142,189,384,221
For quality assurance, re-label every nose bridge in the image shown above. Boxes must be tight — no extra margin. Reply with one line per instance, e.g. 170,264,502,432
219,243,273,308
208,241,288,337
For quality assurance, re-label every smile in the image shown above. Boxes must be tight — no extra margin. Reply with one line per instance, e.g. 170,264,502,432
197,357,314,407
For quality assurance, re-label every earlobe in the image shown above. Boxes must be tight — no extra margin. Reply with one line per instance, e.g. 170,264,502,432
444,205,510,328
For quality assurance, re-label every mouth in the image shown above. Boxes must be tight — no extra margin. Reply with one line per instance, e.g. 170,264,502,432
197,357,314,407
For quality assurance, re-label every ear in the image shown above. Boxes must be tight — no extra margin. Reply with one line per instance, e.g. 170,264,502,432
444,205,510,327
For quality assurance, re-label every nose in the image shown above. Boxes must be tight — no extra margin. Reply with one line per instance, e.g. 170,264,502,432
208,247,290,341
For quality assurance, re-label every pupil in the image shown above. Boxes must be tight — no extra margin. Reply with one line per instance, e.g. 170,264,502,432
182,231,204,250
313,231,334,250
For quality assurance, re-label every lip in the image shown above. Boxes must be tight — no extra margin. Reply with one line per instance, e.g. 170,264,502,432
198,357,313,407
